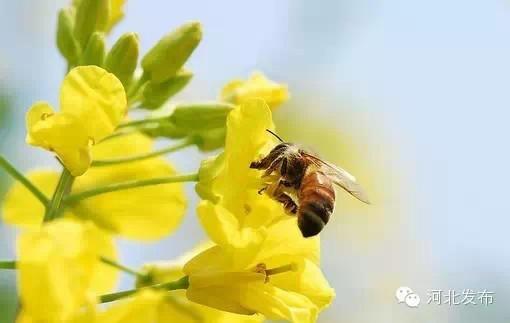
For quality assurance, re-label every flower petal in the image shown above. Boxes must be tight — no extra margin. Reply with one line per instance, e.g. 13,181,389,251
221,72,289,110
60,66,127,142
2,170,59,228
107,0,126,32
197,201,265,251
270,258,335,310
72,133,187,240
97,290,163,323
26,103,91,176
17,219,110,322
214,99,275,215
240,284,318,323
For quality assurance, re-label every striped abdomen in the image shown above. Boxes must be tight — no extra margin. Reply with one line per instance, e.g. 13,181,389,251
297,171,335,237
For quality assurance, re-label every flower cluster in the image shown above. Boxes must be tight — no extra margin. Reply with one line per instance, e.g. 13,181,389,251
0,1,337,323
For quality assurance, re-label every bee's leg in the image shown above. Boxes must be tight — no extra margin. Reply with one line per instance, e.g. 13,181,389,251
250,150,280,170
276,192,298,215
258,186,267,195
262,156,284,177
271,180,298,215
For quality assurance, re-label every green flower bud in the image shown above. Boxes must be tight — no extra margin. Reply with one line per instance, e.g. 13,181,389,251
141,69,193,109
191,127,227,152
195,153,225,202
74,0,110,48
141,21,202,83
170,101,234,131
142,120,188,139
105,32,140,87
56,9,80,65
80,32,106,66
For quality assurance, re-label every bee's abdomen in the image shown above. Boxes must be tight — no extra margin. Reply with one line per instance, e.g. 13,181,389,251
297,172,335,237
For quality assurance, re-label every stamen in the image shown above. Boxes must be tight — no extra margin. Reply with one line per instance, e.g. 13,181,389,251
253,263,296,283
265,263,296,276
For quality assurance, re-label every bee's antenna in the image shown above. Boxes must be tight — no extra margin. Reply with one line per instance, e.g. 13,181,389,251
266,129,285,142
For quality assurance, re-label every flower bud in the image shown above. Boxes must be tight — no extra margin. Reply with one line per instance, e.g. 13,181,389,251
74,0,110,48
170,101,233,132
191,127,226,152
105,32,139,87
142,120,188,139
80,32,106,66
141,22,202,83
141,69,193,110
56,9,80,65
195,153,225,202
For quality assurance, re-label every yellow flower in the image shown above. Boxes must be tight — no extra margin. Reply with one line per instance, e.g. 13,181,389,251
71,0,126,33
192,100,334,322
107,0,126,32
196,99,287,249
139,242,263,323
183,229,334,323
16,218,117,323
3,133,187,240
26,66,127,176
221,72,289,110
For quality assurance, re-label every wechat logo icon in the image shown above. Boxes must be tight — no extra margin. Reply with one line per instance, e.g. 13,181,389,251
396,286,420,308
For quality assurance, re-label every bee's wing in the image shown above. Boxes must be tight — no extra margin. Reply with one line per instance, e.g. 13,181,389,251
302,152,371,204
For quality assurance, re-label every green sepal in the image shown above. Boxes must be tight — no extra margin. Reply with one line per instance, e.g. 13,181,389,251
141,22,202,84
105,32,140,87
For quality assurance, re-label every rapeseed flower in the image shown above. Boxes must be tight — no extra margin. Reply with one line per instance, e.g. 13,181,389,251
26,66,126,176
191,100,334,322
221,72,289,110
3,133,186,240
16,218,117,323
139,242,263,323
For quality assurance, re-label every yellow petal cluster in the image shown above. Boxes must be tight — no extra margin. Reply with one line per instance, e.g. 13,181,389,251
26,66,127,176
138,242,263,323
3,133,187,240
221,72,289,110
16,218,117,323
190,100,334,322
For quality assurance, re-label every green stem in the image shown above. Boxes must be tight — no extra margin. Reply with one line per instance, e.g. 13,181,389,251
92,138,193,167
43,168,74,222
117,116,168,129
100,276,189,303
100,257,147,279
127,73,149,104
64,173,199,204
0,261,16,269
0,156,49,207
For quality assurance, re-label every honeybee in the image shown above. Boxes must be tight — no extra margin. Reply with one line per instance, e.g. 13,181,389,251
250,130,370,237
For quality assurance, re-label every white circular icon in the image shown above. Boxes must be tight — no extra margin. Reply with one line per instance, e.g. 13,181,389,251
405,293,421,308
395,286,413,303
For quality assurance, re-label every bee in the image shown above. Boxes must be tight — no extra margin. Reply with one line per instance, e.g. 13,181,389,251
250,130,370,237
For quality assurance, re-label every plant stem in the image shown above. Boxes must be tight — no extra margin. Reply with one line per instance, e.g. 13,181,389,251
64,173,199,204
100,257,147,279
0,261,16,269
0,155,49,207
92,138,193,167
43,168,74,222
117,116,168,129
100,276,189,303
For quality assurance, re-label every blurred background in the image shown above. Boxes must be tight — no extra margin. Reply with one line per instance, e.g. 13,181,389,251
1,0,510,322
